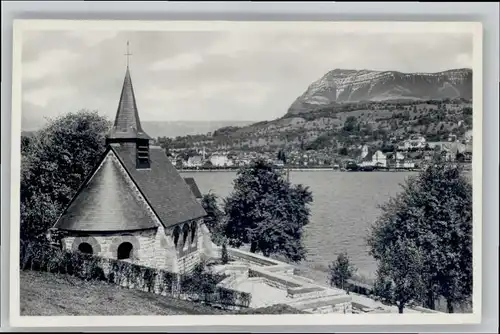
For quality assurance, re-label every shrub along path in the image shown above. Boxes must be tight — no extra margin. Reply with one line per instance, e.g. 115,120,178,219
20,270,228,316
20,270,305,316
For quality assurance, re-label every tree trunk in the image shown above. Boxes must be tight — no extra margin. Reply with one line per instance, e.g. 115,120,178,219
249,242,257,253
425,289,436,310
446,299,454,313
398,303,404,314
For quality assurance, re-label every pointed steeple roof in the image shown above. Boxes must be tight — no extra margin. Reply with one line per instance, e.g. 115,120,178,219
108,67,151,141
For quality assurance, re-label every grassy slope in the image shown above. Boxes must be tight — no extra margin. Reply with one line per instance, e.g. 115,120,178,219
20,270,304,316
20,270,228,316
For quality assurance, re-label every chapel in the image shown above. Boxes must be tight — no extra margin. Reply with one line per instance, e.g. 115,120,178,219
51,58,208,274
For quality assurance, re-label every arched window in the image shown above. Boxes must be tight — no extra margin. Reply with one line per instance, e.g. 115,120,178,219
182,224,190,249
173,226,181,248
190,222,197,244
117,242,133,260
78,242,93,255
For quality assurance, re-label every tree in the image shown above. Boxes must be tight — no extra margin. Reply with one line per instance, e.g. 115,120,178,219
364,122,374,134
328,252,356,291
21,110,111,242
367,162,472,312
403,110,411,121
299,136,305,151
157,136,173,156
338,147,348,156
224,159,313,262
372,239,425,313
21,135,34,155
221,241,229,264
343,116,358,132
200,192,226,245
277,150,287,164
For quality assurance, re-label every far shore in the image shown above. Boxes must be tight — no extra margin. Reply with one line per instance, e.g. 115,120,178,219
179,167,338,172
178,167,422,173
177,162,471,173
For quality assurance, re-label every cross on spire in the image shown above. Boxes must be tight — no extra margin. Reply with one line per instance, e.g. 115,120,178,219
124,40,132,68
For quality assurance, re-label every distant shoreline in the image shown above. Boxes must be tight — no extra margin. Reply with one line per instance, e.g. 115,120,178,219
177,163,471,173
177,167,422,173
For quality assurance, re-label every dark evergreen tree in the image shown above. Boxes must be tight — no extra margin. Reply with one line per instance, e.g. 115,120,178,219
224,159,313,262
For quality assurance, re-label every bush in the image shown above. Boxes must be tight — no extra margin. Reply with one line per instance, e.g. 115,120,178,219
328,252,356,291
19,240,251,308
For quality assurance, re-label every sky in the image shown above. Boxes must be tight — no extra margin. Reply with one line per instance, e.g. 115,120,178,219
21,29,473,131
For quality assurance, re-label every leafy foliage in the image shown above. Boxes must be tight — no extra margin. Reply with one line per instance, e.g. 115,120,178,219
342,116,359,132
372,239,425,313
367,162,472,312
277,150,287,164
20,110,111,241
338,147,349,156
224,159,313,262
328,252,357,290
156,136,173,156
305,132,334,151
200,192,226,246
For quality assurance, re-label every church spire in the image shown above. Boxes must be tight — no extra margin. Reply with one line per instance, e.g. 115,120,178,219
107,41,151,142
107,42,152,169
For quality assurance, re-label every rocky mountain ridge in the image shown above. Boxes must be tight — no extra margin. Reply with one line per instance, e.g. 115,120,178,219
287,68,472,115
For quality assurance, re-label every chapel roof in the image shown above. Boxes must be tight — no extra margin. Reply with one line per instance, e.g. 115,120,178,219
111,145,206,227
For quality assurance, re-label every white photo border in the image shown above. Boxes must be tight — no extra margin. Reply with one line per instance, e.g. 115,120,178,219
1,2,498,333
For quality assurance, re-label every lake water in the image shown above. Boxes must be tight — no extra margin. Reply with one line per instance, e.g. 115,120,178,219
182,170,419,281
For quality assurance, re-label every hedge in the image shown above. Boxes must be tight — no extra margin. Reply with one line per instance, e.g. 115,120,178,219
20,240,251,309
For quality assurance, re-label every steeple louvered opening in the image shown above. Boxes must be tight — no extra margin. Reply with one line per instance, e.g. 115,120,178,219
136,139,150,169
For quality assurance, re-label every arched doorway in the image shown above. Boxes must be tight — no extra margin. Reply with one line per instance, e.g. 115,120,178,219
117,242,133,260
78,242,93,255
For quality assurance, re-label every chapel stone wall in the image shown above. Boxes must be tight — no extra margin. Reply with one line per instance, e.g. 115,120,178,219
62,229,158,268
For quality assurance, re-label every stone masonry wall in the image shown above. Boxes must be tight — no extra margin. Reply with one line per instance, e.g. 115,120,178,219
62,229,158,268
62,221,203,274
154,224,176,271
177,249,200,274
